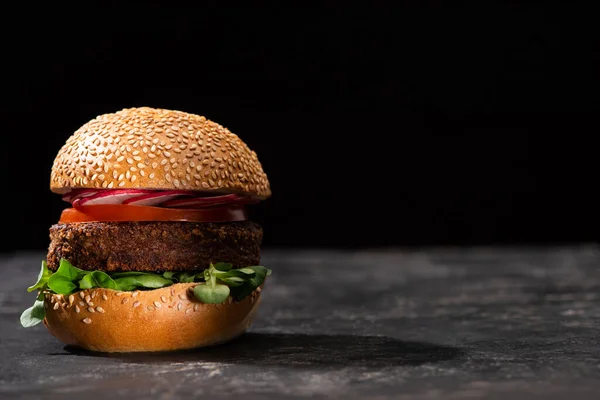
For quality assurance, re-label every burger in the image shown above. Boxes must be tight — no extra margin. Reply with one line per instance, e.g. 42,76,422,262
20,107,272,352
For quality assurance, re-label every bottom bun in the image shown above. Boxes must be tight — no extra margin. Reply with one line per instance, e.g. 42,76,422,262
42,283,263,352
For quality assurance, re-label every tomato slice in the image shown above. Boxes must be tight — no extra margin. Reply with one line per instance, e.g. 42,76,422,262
59,204,247,223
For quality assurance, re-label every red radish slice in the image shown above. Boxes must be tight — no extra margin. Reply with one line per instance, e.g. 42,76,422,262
63,189,99,203
70,189,99,197
161,194,243,208
78,189,156,206
122,190,195,206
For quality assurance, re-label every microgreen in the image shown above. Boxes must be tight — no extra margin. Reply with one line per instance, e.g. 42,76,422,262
20,300,45,327
193,283,230,304
191,263,271,304
20,258,272,328
79,271,117,290
27,261,51,292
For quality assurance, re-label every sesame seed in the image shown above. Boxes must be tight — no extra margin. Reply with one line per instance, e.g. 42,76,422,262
194,304,200,312
85,295,91,303
82,318,92,324
185,308,192,314
96,307,105,313
132,291,139,297
178,294,186,300
153,301,162,308
147,306,155,311
87,307,95,313
133,301,141,308
79,292,85,299
177,303,182,311
75,305,80,313
102,294,108,300
79,301,85,306
161,296,167,303
121,298,129,304
115,292,124,296
68,295,75,305
87,301,94,307
53,302,60,310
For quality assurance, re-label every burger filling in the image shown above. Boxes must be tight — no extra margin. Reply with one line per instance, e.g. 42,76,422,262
21,220,270,328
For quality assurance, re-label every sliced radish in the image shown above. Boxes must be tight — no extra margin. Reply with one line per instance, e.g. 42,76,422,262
161,194,243,208
78,189,156,206
122,190,195,206
63,189,99,203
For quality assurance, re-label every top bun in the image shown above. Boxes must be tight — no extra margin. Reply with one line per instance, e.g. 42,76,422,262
50,107,271,199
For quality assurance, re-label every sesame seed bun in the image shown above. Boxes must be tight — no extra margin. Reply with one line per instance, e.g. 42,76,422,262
42,283,263,353
50,107,271,199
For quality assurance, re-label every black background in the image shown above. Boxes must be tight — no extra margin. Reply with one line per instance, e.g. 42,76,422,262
2,3,598,252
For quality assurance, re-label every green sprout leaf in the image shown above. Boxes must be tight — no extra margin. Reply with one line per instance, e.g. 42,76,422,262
20,300,45,328
113,274,173,291
193,283,230,304
79,271,117,290
175,272,197,283
91,271,117,289
218,276,246,287
50,259,87,292
134,274,173,288
27,261,52,292
213,262,233,272
237,267,259,275
229,265,271,301
56,259,86,279
48,275,78,295
79,273,95,289
113,277,140,291
163,271,175,280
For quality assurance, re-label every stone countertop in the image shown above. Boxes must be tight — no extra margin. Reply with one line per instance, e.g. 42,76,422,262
2,246,600,399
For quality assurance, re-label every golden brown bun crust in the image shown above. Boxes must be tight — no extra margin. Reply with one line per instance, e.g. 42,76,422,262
50,107,271,199
42,283,263,352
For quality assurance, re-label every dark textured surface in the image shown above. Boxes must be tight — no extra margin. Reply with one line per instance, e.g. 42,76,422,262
2,246,600,399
